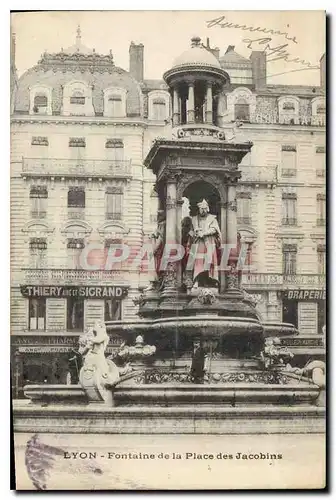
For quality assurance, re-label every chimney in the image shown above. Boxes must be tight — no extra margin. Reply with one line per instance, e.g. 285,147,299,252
320,53,326,89
204,38,220,60
129,42,144,82
11,31,16,69
250,51,266,89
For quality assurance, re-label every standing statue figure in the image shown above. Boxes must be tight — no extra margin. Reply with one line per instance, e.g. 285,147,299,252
146,210,166,291
185,199,222,288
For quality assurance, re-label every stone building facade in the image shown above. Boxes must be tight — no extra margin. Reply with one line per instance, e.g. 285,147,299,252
10,30,325,395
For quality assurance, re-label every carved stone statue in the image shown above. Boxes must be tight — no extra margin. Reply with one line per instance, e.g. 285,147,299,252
184,199,221,288
146,210,166,291
78,321,125,404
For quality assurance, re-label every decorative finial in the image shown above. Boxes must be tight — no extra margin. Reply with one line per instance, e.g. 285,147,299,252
191,36,201,48
76,24,81,45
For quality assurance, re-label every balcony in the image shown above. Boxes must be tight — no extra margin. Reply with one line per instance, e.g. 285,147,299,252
281,169,296,178
241,273,325,289
30,210,47,219
282,217,297,226
68,208,85,220
106,212,123,221
239,165,278,185
22,158,132,180
237,216,252,225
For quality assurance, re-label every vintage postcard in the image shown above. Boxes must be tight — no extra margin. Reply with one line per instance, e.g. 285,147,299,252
11,10,326,490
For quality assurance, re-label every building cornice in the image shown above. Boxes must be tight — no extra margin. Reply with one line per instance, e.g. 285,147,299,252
11,115,148,128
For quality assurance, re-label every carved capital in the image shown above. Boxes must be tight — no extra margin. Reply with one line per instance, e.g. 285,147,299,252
223,200,237,212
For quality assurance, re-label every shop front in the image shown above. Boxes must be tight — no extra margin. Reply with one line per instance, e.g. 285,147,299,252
12,285,129,398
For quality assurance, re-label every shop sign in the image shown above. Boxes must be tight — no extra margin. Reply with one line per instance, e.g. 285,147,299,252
18,346,72,353
282,289,326,301
20,285,128,299
281,337,324,347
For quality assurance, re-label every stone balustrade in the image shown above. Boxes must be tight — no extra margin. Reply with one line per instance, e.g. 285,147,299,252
22,157,132,179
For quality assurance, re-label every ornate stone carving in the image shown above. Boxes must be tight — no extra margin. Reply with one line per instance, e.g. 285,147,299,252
226,269,239,289
175,127,225,141
197,289,217,305
223,199,238,211
162,262,177,288
133,369,290,385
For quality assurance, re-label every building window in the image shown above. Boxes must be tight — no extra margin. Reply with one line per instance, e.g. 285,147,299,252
282,193,297,225
316,146,325,177
70,91,85,105
152,99,167,121
28,298,46,331
234,99,250,122
317,244,326,274
67,238,85,269
237,193,251,225
104,299,122,322
317,194,326,226
106,187,123,220
33,93,48,113
67,297,84,331
29,238,47,268
281,145,297,177
311,98,326,126
282,299,298,328
282,244,297,275
317,300,326,334
105,139,124,164
68,187,85,208
107,95,123,117
30,186,48,219
282,101,295,111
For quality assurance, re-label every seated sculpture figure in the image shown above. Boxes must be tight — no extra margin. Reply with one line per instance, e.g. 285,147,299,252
183,199,222,288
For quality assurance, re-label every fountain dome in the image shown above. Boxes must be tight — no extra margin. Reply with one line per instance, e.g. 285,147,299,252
171,36,221,70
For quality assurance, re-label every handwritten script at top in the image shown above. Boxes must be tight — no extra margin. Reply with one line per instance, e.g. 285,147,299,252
206,16,320,72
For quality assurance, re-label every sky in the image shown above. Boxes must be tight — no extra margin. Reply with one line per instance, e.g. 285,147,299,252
11,10,326,85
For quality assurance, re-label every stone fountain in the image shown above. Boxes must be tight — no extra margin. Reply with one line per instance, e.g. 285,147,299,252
15,37,325,435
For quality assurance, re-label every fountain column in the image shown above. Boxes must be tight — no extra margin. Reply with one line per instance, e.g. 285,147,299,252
173,87,180,126
205,83,213,124
226,179,239,291
219,199,227,294
187,82,195,123
162,175,178,294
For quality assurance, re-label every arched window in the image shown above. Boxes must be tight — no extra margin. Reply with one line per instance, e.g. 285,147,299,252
152,99,167,121
103,89,127,118
234,98,250,122
62,81,94,117
70,91,85,105
278,96,299,125
33,94,48,114
148,91,170,121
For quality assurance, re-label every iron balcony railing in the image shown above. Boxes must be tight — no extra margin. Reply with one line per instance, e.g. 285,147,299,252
241,273,325,288
247,112,326,127
22,157,132,179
